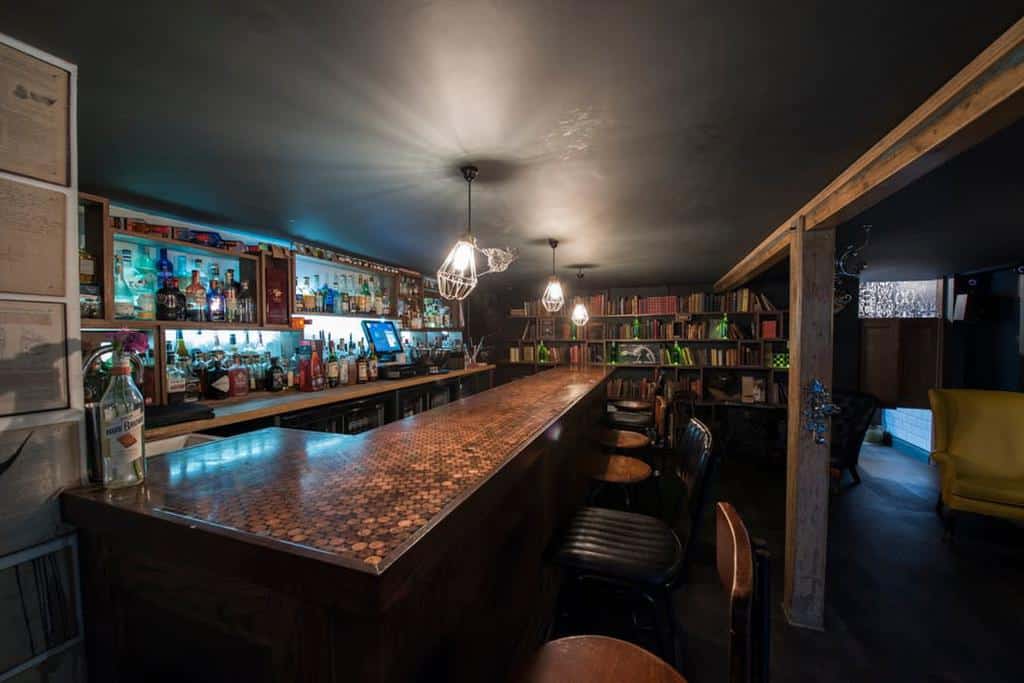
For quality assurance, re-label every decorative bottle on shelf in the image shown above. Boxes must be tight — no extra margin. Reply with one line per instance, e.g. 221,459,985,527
266,357,285,392
223,269,238,322
294,276,305,313
156,275,181,320
312,274,323,312
114,255,136,319
326,339,340,388
610,341,619,365
537,340,549,363
185,270,207,322
368,343,378,381
632,316,641,340
302,276,316,312
237,281,255,323
100,357,146,489
207,279,226,322
672,340,683,365
173,278,187,320
156,248,173,290
205,356,230,400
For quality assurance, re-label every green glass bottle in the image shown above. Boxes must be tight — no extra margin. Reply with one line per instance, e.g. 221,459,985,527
632,316,640,339
537,340,548,363
610,341,618,365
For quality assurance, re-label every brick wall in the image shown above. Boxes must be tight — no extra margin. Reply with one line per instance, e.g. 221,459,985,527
882,408,932,452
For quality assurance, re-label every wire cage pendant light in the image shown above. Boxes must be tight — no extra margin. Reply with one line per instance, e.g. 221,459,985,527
570,269,589,326
438,166,479,300
541,239,565,313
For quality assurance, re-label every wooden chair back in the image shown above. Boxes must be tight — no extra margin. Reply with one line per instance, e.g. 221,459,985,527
716,502,754,683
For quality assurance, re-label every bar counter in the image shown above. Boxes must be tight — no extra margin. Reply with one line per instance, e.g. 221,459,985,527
63,366,610,682
144,364,496,440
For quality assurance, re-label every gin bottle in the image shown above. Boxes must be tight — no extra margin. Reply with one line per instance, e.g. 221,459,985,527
100,357,146,488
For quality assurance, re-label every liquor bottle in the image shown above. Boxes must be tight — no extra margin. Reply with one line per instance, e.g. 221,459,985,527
310,342,324,391
166,352,186,405
208,279,226,322
323,275,336,313
537,340,549,363
173,278,187,320
286,350,298,389
610,341,619,364
238,281,255,323
175,255,189,281
205,357,231,399
100,357,146,488
361,276,372,313
266,357,285,392
294,276,305,313
78,208,96,285
208,261,221,288
672,340,683,365
227,333,239,357
337,343,349,385
223,269,238,322
632,316,641,340
302,276,316,312
332,275,342,313
346,336,358,385
227,354,249,397
326,339,340,388
156,277,181,320
156,248,174,290
368,343,378,381
356,347,369,384
114,255,136,319
185,270,207,322
312,274,323,312
193,258,205,288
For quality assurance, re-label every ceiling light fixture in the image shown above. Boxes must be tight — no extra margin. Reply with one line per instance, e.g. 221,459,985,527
571,268,589,326
437,165,479,300
541,238,565,313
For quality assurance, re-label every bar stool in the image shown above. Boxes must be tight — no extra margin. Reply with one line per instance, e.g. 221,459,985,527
580,428,653,509
517,636,686,683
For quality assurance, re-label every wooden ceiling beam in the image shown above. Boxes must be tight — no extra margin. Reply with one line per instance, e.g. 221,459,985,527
715,16,1024,293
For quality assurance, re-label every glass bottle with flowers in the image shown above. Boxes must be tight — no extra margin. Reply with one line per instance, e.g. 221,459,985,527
100,330,149,488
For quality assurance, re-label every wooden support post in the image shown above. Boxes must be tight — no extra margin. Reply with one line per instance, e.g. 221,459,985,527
784,216,834,630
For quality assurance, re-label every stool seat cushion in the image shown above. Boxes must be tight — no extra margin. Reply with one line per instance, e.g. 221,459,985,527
555,507,682,585
608,411,653,428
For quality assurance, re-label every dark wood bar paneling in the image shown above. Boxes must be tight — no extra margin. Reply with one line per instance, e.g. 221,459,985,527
63,367,609,682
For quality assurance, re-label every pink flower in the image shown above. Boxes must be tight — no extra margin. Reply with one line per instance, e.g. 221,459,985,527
109,329,149,356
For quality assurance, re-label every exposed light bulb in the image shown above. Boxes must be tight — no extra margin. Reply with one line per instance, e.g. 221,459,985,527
571,301,589,326
542,276,564,312
438,235,478,300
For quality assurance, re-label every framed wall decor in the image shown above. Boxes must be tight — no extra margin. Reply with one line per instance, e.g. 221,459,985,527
0,300,69,417
0,42,70,185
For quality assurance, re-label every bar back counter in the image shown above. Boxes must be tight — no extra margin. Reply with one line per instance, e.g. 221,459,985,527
62,367,610,682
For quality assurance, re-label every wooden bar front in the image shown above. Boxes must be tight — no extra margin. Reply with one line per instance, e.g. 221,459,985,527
62,367,609,682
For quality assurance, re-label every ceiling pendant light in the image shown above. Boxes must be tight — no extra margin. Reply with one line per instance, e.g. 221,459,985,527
541,238,565,313
437,165,479,300
571,268,589,326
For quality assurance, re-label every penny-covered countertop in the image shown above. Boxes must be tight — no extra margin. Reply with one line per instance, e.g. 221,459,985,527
63,366,609,576
144,364,495,440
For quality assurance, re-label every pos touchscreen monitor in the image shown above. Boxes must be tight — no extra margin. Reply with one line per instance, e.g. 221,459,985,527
361,319,404,355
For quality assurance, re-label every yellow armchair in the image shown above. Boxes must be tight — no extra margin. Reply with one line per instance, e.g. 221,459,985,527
929,389,1024,529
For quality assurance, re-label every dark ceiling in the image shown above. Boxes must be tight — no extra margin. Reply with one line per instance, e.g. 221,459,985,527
2,2,1021,287
839,117,1024,282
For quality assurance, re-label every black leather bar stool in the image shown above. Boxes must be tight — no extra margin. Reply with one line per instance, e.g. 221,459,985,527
550,418,714,667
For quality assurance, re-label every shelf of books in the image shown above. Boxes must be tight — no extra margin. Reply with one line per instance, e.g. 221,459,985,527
503,288,789,407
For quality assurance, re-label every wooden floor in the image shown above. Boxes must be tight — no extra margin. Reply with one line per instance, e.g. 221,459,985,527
557,444,1024,682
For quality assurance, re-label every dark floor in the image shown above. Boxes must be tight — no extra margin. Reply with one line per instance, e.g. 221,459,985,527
559,445,1024,682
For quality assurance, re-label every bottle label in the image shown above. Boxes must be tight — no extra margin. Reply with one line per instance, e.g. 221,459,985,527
338,360,348,384
104,408,144,468
80,258,95,276
166,373,186,393
114,300,134,318
327,361,339,380
211,374,230,394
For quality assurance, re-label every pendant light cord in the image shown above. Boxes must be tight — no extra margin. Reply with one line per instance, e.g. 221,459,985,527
467,178,472,236
551,244,555,275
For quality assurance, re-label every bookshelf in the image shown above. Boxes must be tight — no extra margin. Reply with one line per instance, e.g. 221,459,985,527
499,288,790,407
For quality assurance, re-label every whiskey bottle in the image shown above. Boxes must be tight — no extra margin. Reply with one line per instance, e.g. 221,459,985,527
205,357,230,400
208,279,226,322
100,357,146,488
156,278,181,320
238,280,255,323
185,270,207,322
223,269,238,322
